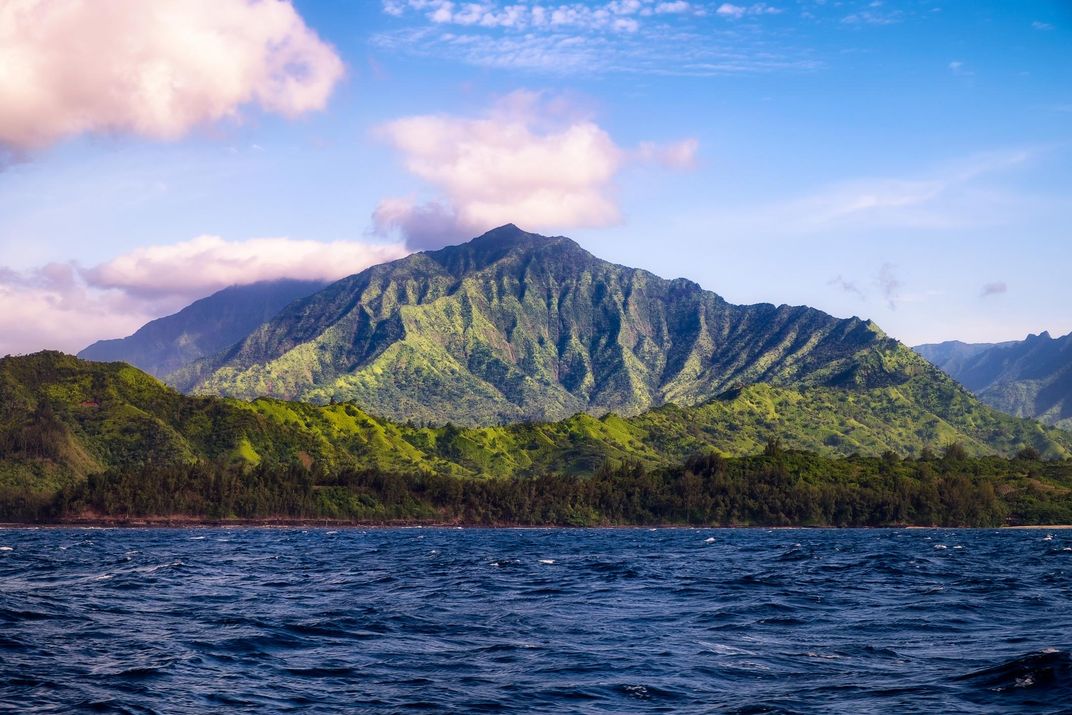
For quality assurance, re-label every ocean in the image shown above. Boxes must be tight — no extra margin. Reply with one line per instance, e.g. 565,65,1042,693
1,527,1070,713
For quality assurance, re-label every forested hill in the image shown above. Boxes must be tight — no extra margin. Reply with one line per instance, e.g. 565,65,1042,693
3,353,1070,519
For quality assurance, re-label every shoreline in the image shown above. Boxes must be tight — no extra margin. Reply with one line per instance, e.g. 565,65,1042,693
2,517,1070,530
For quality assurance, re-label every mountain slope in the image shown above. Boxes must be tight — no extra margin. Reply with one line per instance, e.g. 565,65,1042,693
173,225,923,425
78,279,327,377
915,332,1072,429
3,353,1068,514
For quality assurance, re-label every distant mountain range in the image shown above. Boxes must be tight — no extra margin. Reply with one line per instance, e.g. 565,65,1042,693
915,332,1072,430
78,279,327,377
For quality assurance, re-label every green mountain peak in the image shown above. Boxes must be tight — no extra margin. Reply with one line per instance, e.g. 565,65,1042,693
165,227,927,426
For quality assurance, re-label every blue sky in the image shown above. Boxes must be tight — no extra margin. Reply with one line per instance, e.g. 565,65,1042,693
0,0,1069,353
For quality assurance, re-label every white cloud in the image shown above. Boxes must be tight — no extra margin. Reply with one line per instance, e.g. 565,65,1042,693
715,3,780,19
654,1,691,14
1032,21,1053,31
0,262,158,357
635,138,700,169
372,91,698,248
388,0,655,32
716,2,776,18
0,235,408,355
0,0,344,153
85,235,408,301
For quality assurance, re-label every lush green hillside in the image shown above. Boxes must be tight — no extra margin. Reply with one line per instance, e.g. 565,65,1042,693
171,225,917,425
916,331,1072,430
79,279,326,377
3,353,1070,517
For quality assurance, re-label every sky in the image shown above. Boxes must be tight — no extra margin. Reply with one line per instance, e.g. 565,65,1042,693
0,0,1069,354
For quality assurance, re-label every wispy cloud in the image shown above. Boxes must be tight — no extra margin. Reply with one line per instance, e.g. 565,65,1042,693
877,263,901,310
737,150,1037,235
841,8,902,26
1032,21,1054,31
948,60,973,77
382,1,706,32
373,0,821,76
981,281,1008,298
372,90,698,248
828,274,866,301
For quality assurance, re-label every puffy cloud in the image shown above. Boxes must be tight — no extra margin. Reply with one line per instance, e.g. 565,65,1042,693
85,235,408,302
0,263,159,356
373,92,698,248
0,0,344,153
0,235,408,355
654,1,691,14
371,199,467,251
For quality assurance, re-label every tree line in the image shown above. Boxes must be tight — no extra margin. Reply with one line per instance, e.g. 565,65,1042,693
4,441,1070,527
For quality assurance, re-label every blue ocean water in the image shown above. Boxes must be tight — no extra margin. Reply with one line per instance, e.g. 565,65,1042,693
1,528,1070,714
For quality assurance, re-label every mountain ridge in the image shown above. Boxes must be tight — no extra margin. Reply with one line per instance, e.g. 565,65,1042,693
915,331,1072,429
169,225,914,425
78,279,328,377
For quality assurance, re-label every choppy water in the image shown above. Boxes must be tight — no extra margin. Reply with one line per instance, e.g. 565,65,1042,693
1,528,1071,713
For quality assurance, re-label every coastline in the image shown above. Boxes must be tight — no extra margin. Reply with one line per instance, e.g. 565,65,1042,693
2,517,1070,529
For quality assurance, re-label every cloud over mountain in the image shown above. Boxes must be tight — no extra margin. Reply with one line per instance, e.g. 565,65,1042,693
0,235,406,355
84,235,406,301
373,91,698,248
0,0,344,153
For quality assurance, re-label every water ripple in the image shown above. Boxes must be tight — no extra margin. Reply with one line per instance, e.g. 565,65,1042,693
0,528,1069,713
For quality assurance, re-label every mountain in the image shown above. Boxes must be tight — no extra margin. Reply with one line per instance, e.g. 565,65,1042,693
2,353,1070,515
78,279,327,378
173,224,932,425
915,332,1072,430
914,340,1014,375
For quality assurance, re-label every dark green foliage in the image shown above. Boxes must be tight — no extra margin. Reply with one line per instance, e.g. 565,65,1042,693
2,352,1071,527
3,351,1071,498
29,449,1072,528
